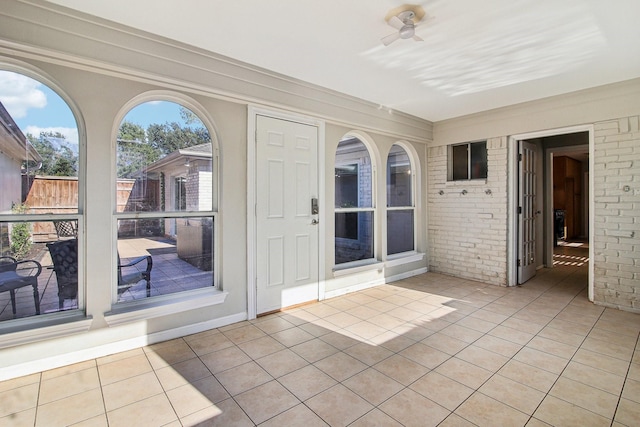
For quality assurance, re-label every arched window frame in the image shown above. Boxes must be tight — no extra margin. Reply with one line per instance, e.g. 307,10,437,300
110,91,221,310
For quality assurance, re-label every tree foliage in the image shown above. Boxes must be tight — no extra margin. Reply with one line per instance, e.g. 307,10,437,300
26,132,78,177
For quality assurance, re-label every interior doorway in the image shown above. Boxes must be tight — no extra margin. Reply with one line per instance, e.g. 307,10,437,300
509,126,594,299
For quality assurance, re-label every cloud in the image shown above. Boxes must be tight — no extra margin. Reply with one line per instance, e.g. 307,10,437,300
24,126,79,147
0,71,47,118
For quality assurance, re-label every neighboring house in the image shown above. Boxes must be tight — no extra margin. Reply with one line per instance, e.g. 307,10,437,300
0,2,638,381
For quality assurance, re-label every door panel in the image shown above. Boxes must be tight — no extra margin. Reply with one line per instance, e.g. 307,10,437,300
256,115,319,314
518,140,537,284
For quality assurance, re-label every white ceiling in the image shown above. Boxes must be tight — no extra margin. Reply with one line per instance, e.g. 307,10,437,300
45,0,640,122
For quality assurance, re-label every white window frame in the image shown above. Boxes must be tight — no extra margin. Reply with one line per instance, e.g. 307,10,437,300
448,140,488,181
386,143,417,258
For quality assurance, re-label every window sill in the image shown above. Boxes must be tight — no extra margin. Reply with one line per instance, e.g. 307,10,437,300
445,179,488,186
385,252,425,268
0,311,93,349
105,288,228,327
333,259,384,277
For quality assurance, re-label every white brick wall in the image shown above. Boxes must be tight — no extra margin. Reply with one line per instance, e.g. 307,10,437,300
428,137,508,286
593,116,640,312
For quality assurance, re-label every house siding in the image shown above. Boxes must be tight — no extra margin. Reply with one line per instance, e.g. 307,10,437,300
593,116,640,312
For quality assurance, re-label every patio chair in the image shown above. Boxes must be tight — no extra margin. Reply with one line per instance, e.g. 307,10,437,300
117,252,153,297
53,220,78,240
0,255,42,317
46,239,78,309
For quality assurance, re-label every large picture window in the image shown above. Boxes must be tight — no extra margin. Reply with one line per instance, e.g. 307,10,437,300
387,144,415,255
0,70,82,322
335,138,374,265
115,100,217,303
448,140,487,181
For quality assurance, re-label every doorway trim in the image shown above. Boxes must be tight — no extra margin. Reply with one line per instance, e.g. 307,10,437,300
247,105,326,319
508,124,594,301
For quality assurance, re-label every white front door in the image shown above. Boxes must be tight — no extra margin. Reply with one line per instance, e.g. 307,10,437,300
518,140,537,284
256,115,319,314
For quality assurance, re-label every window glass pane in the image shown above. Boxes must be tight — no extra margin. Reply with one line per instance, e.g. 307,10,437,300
470,141,488,179
0,220,79,322
335,211,374,264
0,71,80,215
117,101,213,213
335,138,372,208
387,145,412,207
452,144,469,180
116,216,213,302
387,210,414,255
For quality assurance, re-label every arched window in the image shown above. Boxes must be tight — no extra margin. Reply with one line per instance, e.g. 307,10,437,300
0,69,82,321
114,99,217,303
387,144,415,255
335,137,374,265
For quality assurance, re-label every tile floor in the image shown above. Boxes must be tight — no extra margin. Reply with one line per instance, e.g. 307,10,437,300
1,248,639,426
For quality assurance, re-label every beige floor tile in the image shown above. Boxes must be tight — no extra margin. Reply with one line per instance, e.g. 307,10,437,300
0,373,39,394
455,316,497,333
473,334,522,358
304,303,342,318
366,299,397,313
343,368,404,406
255,348,309,378
221,324,266,344
550,377,619,419
344,320,389,340
306,384,373,427
410,371,474,411
572,348,631,376
435,358,492,389
400,342,450,369
374,354,430,386
253,315,296,334
297,321,333,337
527,335,578,359
394,324,435,341
488,325,535,345
144,340,197,369
534,395,610,427
36,388,105,427
546,318,593,337
214,361,272,396
199,345,251,374
581,336,635,361
106,393,176,427
348,304,382,320
479,374,545,415
237,335,285,359
379,388,450,427
180,399,253,427
344,342,394,366
102,371,163,411
41,360,96,381
38,367,100,405
349,408,403,427
499,359,558,393
373,331,415,353
97,354,153,386
502,317,546,335
614,398,640,426
622,378,640,404
0,383,39,418
279,365,337,401
324,311,362,328
290,337,338,363
468,308,509,325
455,345,509,372
368,312,407,330
0,407,36,427
455,392,529,427
319,330,362,350
628,361,640,381
314,351,367,381
513,347,569,374
440,324,484,343
166,381,221,419
438,413,477,427
184,330,234,356
526,418,553,427
96,348,145,366
234,380,299,424
562,360,625,395
537,325,586,347
270,326,315,347
259,403,329,427
68,413,108,426
422,332,469,355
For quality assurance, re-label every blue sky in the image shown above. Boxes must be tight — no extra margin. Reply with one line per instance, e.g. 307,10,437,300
0,70,197,150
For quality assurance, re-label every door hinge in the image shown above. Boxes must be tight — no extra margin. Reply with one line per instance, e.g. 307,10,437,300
517,259,521,267
518,206,522,214
519,153,523,161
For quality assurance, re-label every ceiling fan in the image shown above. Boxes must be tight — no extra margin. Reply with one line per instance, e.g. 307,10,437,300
382,10,424,46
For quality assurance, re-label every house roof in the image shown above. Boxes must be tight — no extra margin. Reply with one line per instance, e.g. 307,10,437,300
0,101,42,163
143,143,212,173
43,0,640,121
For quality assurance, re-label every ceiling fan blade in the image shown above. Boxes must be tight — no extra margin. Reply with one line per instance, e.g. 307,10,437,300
382,32,400,46
413,35,424,42
388,16,404,30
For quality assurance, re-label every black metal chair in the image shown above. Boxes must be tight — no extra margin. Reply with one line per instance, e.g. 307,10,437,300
53,220,78,240
117,252,153,297
0,255,42,317
46,239,78,309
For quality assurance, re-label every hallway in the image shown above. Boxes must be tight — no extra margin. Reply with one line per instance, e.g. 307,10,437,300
1,254,639,426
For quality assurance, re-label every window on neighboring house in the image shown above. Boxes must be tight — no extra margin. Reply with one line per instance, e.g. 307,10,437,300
115,100,217,304
0,69,83,322
448,140,487,180
335,138,374,265
387,144,415,255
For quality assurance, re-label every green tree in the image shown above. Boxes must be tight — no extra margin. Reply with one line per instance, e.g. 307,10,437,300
26,132,78,176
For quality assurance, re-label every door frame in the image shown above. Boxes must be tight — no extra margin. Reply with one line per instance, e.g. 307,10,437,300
507,124,594,301
247,105,326,319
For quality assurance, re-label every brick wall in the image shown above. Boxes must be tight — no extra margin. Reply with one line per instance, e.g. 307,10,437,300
593,116,640,312
428,137,509,286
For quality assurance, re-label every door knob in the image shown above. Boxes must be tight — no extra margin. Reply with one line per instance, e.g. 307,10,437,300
311,219,319,225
